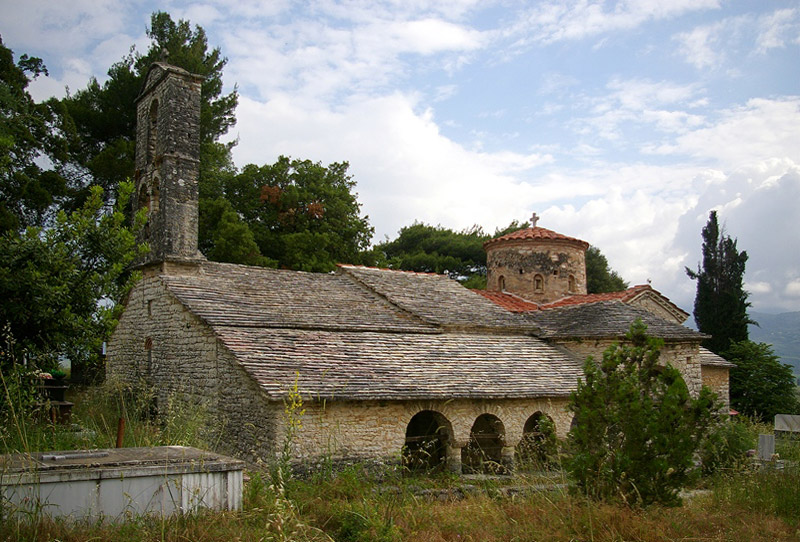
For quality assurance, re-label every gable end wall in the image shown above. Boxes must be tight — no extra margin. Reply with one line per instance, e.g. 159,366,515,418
107,276,281,464
553,338,703,396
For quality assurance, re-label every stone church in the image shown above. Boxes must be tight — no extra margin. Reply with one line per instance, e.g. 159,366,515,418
107,63,732,472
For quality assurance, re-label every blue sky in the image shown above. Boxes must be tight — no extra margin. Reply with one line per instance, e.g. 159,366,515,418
3,0,799,315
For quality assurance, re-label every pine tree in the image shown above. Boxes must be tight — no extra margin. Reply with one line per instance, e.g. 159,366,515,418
686,211,752,355
566,320,717,506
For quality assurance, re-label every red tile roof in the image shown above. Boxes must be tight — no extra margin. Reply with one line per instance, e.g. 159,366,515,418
473,284,655,313
539,285,651,309
483,227,590,250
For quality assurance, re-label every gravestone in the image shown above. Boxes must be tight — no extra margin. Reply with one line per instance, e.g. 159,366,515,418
758,434,775,461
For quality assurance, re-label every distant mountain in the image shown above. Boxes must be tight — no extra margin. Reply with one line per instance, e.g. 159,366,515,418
749,311,800,377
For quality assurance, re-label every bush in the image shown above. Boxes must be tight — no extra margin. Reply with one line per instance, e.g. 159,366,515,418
700,419,754,475
566,320,717,506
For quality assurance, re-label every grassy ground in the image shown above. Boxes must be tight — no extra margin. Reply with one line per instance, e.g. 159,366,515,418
2,464,799,541
2,382,799,541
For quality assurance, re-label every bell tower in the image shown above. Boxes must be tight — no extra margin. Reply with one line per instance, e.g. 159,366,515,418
132,62,205,267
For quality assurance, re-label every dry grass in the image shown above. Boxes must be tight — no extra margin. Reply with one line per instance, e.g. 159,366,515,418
2,384,799,542
7,470,798,542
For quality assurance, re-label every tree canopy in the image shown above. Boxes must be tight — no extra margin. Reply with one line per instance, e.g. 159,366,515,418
566,320,717,506
726,340,799,421
0,182,146,379
686,211,752,355
586,246,629,293
204,156,374,272
0,38,71,233
376,222,492,280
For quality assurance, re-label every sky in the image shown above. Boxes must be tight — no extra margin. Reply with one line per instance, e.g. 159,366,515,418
3,0,799,316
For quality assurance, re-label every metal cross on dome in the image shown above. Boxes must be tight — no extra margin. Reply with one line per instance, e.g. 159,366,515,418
530,212,540,227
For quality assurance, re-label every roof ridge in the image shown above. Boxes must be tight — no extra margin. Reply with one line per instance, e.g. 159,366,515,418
337,263,443,276
337,265,446,327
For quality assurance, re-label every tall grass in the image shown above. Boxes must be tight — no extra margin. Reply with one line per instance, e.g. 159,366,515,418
2,385,799,541
0,377,211,455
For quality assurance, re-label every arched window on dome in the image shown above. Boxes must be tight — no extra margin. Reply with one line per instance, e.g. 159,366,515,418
498,276,505,291
568,274,576,293
534,274,544,292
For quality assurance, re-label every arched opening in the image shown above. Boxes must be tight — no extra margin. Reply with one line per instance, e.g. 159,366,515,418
568,274,576,292
462,414,506,473
516,412,557,470
150,178,160,214
498,275,505,291
402,410,451,473
138,185,151,240
533,274,544,292
146,99,158,164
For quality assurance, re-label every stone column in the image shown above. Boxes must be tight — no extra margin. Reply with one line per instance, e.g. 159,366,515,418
446,443,463,474
501,445,516,471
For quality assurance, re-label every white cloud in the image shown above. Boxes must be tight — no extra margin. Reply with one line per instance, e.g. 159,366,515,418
510,0,721,46
228,93,550,240
786,280,800,298
220,10,485,103
747,281,772,294
674,22,726,70
675,8,799,70
667,97,800,166
755,8,800,54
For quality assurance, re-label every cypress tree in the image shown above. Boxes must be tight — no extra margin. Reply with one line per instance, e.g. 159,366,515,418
686,211,752,355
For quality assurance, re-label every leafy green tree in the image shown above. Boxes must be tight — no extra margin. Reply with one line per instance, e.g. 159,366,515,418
686,211,752,355
217,156,373,272
726,340,799,422
377,222,490,280
0,182,147,380
199,197,274,267
586,246,629,293
0,38,71,232
60,11,238,207
566,320,717,506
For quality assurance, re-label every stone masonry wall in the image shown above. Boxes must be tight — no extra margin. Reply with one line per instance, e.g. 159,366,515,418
554,338,703,397
702,366,730,410
107,273,281,464
628,295,686,324
486,239,587,303
288,396,573,468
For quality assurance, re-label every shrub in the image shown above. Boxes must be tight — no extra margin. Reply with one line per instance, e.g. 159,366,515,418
699,419,754,475
566,320,717,506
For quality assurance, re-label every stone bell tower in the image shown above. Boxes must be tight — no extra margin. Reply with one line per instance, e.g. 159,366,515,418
132,62,205,267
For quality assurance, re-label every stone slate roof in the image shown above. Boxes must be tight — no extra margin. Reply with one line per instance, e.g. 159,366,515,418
339,265,538,331
473,290,540,312
214,326,582,400
540,284,690,321
158,261,581,401
527,301,705,341
162,262,438,333
474,284,689,323
484,226,590,250
539,285,650,308
156,261,705,402
699,347,736,368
